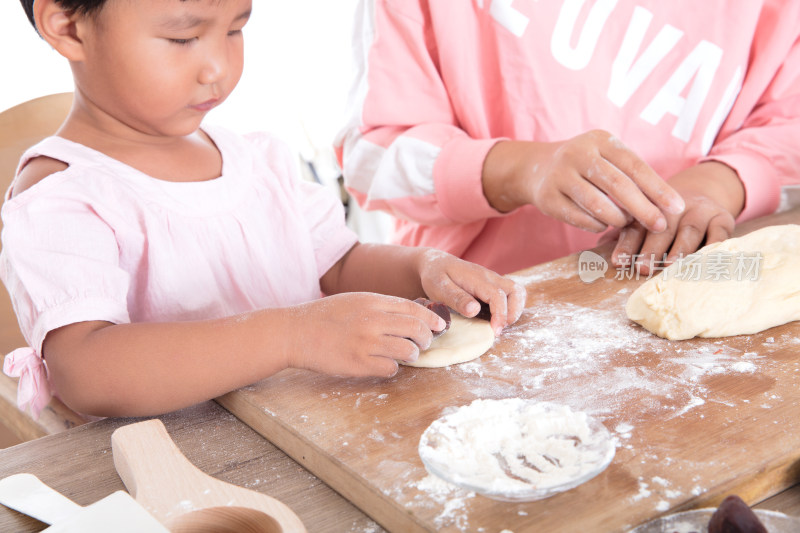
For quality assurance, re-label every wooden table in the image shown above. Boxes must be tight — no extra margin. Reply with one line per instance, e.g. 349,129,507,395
0,401,382,532
0,402,798,533
216,239,800,532
0,399,798,533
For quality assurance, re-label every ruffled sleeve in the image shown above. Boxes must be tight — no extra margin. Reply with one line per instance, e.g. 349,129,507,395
1,184,132,416
3,347,51,417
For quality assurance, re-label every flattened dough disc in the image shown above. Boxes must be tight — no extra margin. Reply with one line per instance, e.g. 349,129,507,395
403,314,495,368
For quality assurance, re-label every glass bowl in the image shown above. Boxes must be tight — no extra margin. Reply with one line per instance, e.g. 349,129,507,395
418,398,616,502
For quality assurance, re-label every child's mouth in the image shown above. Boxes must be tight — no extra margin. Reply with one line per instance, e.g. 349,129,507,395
191,98,220,112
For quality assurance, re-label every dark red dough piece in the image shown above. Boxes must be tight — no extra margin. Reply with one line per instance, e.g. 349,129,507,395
414,298,451,337
474,300,492,322
707,495,767,533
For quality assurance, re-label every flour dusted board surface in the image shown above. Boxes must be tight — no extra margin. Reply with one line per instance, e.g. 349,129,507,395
217,248,800,533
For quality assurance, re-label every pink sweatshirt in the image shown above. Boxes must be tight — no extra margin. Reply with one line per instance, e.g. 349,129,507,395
337,0,800,274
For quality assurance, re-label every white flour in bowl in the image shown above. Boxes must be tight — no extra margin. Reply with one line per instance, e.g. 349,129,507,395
418,398,615,501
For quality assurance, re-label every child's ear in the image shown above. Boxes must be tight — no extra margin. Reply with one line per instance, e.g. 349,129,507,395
34,0,88,61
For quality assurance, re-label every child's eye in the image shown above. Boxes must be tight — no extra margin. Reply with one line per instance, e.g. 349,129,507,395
228,29,243,37
168,37,197,46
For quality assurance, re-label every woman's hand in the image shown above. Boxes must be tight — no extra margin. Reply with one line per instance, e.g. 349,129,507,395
609,161,745,273
482,131,685,233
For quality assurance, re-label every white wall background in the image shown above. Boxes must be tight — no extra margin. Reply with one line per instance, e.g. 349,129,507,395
0,1,356,183
0,0,393,240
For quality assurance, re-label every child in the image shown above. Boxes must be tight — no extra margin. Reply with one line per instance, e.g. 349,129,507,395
2,0,525,419
336,0,800,275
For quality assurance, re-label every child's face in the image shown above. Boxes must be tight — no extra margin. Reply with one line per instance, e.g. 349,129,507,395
74,0,252,137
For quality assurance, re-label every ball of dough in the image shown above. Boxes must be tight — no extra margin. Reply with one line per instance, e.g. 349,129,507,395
626,225,800,340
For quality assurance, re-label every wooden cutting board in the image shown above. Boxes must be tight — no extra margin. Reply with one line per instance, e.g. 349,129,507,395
218,246,800,532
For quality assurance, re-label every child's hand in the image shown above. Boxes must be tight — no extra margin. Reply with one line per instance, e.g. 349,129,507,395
482,131,686,234
416,249,526,335
609,161,745,273
286,292,447,378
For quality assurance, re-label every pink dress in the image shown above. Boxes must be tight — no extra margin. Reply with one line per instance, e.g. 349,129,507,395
337,0,800,274
0,125,358,416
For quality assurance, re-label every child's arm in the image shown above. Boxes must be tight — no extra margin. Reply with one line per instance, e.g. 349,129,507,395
43,244,523,419
290,243,524,387
321,243,526,333
42,311,298,418
43,293,443,418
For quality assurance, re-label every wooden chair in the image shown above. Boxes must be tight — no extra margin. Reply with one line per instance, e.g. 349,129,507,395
0,93,90,442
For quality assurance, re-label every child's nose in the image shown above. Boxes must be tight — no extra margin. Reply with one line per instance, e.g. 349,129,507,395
198,46,229,86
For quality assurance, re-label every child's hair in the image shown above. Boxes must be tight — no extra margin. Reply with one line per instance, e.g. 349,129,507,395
20,0,108,30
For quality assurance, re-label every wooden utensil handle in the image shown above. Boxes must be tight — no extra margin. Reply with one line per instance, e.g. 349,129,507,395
111,419,204,499
112,419,307,533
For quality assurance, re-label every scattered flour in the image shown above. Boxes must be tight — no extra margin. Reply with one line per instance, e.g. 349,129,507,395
508,263,571,285
488,302,768,421
652,476,669,487
732,361,757,373
414,473,467,503
615,422,634,439
632,479,652,501
410,474,475,530
672,396,706,418
456,361,485,377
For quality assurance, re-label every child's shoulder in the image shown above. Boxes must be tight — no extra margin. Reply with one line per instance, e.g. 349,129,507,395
11,155,70,198
7,134,107,201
